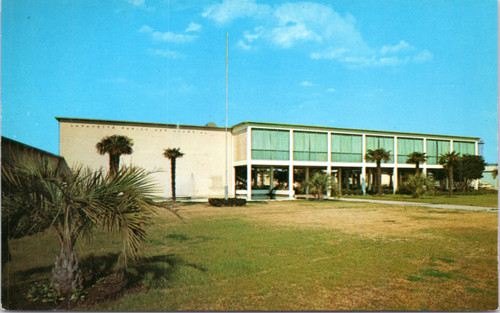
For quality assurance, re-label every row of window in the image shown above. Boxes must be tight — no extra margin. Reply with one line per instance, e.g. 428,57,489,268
250,129,475,164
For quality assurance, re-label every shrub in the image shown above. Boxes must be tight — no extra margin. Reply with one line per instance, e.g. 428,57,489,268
399,174,434,198
26,283,85,304
208,198,247,207
329,182,341,199
305,173,333,200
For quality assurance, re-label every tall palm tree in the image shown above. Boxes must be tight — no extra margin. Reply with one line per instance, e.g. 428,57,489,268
439,151,460,197
96,135,134,174
365,148,391,196
406,152,427,175
1,156,158,296
163,148,184,202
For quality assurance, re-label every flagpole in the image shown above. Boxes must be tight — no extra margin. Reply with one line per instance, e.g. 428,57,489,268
224,33,229,200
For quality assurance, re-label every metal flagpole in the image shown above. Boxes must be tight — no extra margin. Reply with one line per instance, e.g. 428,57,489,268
224,33,229,200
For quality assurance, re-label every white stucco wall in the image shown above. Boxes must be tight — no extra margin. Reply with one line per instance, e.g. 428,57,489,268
59,119,234,199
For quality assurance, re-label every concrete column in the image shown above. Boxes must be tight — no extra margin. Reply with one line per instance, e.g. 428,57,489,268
246,127,252,200
232,167,236,197
326,165,331,196
423,138,427,177
289,165,294,199
361,166,366,195
393,167,398,194
327,132,332,163
474,141,479,190
247,163,252,200
394,136,398,164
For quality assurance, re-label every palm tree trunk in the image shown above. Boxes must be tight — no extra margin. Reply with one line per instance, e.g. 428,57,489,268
449,166,454,197
377,161,382,196
51,238,82,296
416,163,420,175
171,159,176,202
110,154,120,174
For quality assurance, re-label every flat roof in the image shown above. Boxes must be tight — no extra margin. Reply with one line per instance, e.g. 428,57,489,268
55,117,226,131
55,117,480,141
233,121,481,141
2,136,67,161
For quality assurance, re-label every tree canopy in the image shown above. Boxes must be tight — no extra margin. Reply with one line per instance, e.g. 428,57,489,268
2,156,159,295
406,152,427,174
96,135,134,174
455,154,487,191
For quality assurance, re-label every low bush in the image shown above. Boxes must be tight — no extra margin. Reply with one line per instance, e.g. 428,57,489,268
398,174,434,198
208,198,247,207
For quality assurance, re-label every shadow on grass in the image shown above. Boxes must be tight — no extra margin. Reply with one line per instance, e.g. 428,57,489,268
2,252,206,310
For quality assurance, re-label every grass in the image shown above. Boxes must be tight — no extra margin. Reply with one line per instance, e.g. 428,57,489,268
3,200,498,311
345,192,498,207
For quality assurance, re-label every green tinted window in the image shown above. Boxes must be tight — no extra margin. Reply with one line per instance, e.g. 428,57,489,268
251,129,289,160
453,141,475,156
293,131,327,161
366,136,394,163
426,139,450,164
331,134,363,162
397,138,424,163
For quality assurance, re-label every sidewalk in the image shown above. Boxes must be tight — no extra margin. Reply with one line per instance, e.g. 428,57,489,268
336,197,498,212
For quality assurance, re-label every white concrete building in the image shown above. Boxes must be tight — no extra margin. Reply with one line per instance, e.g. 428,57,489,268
57,117,481,200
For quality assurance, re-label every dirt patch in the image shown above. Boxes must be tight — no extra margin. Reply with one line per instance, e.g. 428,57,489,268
84,272,133,305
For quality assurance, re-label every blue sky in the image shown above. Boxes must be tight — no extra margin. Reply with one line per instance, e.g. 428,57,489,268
2,0,498,163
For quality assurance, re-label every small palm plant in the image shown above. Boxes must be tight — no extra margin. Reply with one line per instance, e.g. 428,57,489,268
2,156,159,297
401,174,434,198
163,148,184,202
96,135,134,174
305,172,333,200
439,151,460,197
406,152,427,175
365,148,391,196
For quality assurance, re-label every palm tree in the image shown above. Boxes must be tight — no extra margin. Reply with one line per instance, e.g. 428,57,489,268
400,173,434,198
96,135,134,174
439,151,460,197
365,148,391,196
1,156,159,296
305,172,333,200
406,152,427,175
163,148,184,202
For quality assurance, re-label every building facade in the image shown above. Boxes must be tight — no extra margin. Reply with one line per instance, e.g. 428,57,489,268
57,117,232,199
2,136,69,171
479,165,498,189
57,117,481,200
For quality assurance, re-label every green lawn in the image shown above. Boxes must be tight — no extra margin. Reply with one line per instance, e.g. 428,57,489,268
344,192,498,208
3,201,498,311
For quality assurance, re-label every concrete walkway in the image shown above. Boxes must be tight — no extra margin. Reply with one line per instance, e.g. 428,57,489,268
337,197,498,212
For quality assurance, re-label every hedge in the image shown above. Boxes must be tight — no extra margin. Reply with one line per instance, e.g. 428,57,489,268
208,198,247,207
